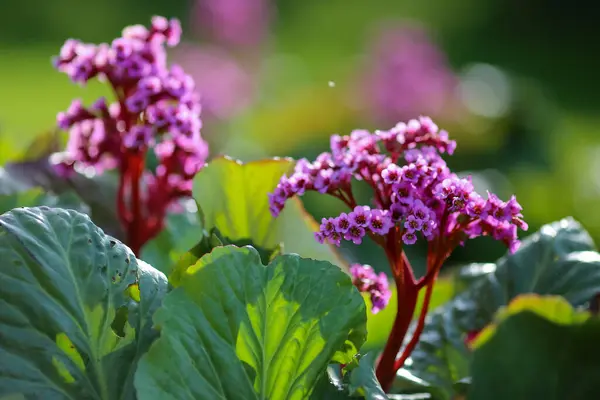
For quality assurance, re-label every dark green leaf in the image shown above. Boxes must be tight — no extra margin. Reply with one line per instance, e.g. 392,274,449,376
348,353,389,400
2,158,123,239
469,295,600,400
311,367,352,400
396,218,600,399
135,245,367,399
0,207,167,399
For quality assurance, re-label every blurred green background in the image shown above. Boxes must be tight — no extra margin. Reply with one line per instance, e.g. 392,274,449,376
1,0,599,276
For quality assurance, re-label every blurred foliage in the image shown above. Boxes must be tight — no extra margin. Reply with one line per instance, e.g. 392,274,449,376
1,0,599,288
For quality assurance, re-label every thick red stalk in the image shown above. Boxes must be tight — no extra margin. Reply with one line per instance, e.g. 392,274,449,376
376,270,418,392
116,151,147,256
375,229,419,392
376,236,448,392
126,152,145,255
394,268,437,370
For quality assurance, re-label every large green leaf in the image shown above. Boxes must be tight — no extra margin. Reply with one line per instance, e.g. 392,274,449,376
135,245,367,399
395,218,600,399
0,207,167,399
469,295,600,399
192,156,348,271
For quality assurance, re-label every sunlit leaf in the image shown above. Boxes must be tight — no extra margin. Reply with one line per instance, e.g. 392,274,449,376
135,245,366,400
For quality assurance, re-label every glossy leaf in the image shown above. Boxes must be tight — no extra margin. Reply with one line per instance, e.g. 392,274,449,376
396,218,600,399
469,295,600,400
135,245,367,400
310,367,352,400
348,353,389,400
192,156,348,271
0,207,167,399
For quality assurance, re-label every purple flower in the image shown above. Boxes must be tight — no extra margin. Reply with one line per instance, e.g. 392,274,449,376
422,220,436,239
466,195,487,219
331,134,350,155
288,174,310,195
350,264,391,313
123,125,153,149
485,192,510,221
320,217,336,235
404,215,423,232
125,92,150,113
349,205,371,227
402,231,418,245
401,164,420,183
138,76,163,95
391,182,414,207
335,213,351,233
325,231,342,247
369,209,394,235
314,232,325,244
382,164,402,184
371,273,392,313
345,224,366,245
314,169,334,193
433,178,455,200
410,200,431,222
390,202,405,222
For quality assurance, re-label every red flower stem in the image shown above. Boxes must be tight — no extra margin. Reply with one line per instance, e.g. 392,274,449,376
416,263,438,289
117,163,131,224
394,266,438,370
126,152,145,255
376,229,419,392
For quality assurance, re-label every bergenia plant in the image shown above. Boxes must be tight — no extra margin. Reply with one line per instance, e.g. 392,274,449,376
268,116,528,390
51,16,208,254
5,13,600,400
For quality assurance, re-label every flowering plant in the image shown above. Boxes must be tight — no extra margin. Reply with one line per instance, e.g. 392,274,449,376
52,16,208,254
1,15,600,400
268,116,527,390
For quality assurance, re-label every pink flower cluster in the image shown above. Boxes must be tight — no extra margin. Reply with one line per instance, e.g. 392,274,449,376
191,0,270,47
268,116,527,252
350,264,391,313
362,25,457,124
52,16,208,204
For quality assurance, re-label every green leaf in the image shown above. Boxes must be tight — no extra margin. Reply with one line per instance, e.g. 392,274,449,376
396,218,600,399
169,226,285,286
192,156,348,271
0,207,167,399
140,201,202,275
311,367,352,400
0,166,90,217
348,353,389,400
469,295,600,400
2,158,124,240
135,245,367,400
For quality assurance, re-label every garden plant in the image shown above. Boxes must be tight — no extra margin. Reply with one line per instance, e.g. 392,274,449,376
2,16,600,400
